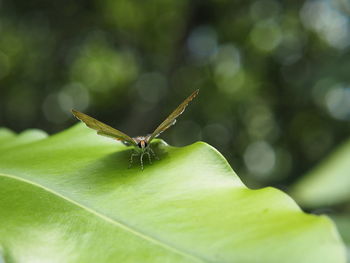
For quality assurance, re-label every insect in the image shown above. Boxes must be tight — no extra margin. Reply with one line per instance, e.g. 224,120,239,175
71,89,199,170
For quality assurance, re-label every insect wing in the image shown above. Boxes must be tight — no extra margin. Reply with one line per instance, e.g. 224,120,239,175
148,89,199,143
71,109,137,146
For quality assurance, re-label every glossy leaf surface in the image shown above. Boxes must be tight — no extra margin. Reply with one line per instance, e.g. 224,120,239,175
0,125,346,262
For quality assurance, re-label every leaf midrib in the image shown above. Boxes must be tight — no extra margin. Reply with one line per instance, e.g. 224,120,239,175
0,172,205,263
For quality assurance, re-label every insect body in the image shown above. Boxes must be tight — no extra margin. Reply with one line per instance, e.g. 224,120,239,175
72,89,199,170
129,135,157,170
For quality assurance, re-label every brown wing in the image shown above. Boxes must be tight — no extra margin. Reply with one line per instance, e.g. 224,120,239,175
71,109,137,146
148,89,199,143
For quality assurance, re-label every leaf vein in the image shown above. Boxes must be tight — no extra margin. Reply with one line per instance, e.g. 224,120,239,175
0,172,205,263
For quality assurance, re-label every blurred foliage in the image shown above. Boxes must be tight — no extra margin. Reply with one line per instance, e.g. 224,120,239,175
1,0,350,259
1,0,350,192
331,214,350,262
290,138,350,208
289,135,350,259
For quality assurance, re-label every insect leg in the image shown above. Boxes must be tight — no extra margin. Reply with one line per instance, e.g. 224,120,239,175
149,147,159,160
128,151,138,169
140,153,144,170
146,151,152,164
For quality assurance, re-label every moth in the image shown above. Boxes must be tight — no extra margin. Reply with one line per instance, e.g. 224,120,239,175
71,89,199,170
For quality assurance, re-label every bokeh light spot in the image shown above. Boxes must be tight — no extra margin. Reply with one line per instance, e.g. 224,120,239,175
42,93,70,124
312,78,335,106
70,37,138,92
212,45,245,95
325,84,350,120
244,141,276,177
244,102,279,140
250,20,282,52
187,26,218,63
203,123,230,147
250,0,281,20
62,83,90,111
300,0,350,49
134,72,167,104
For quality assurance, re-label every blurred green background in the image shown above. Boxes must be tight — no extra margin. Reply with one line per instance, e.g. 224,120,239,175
1,0,350,246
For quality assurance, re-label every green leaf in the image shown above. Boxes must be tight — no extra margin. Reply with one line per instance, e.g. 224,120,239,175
0,124,346,262
331,215,350,262
0,128,47,151
0,128,15,144
290,138,350,208
331,215,350,245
